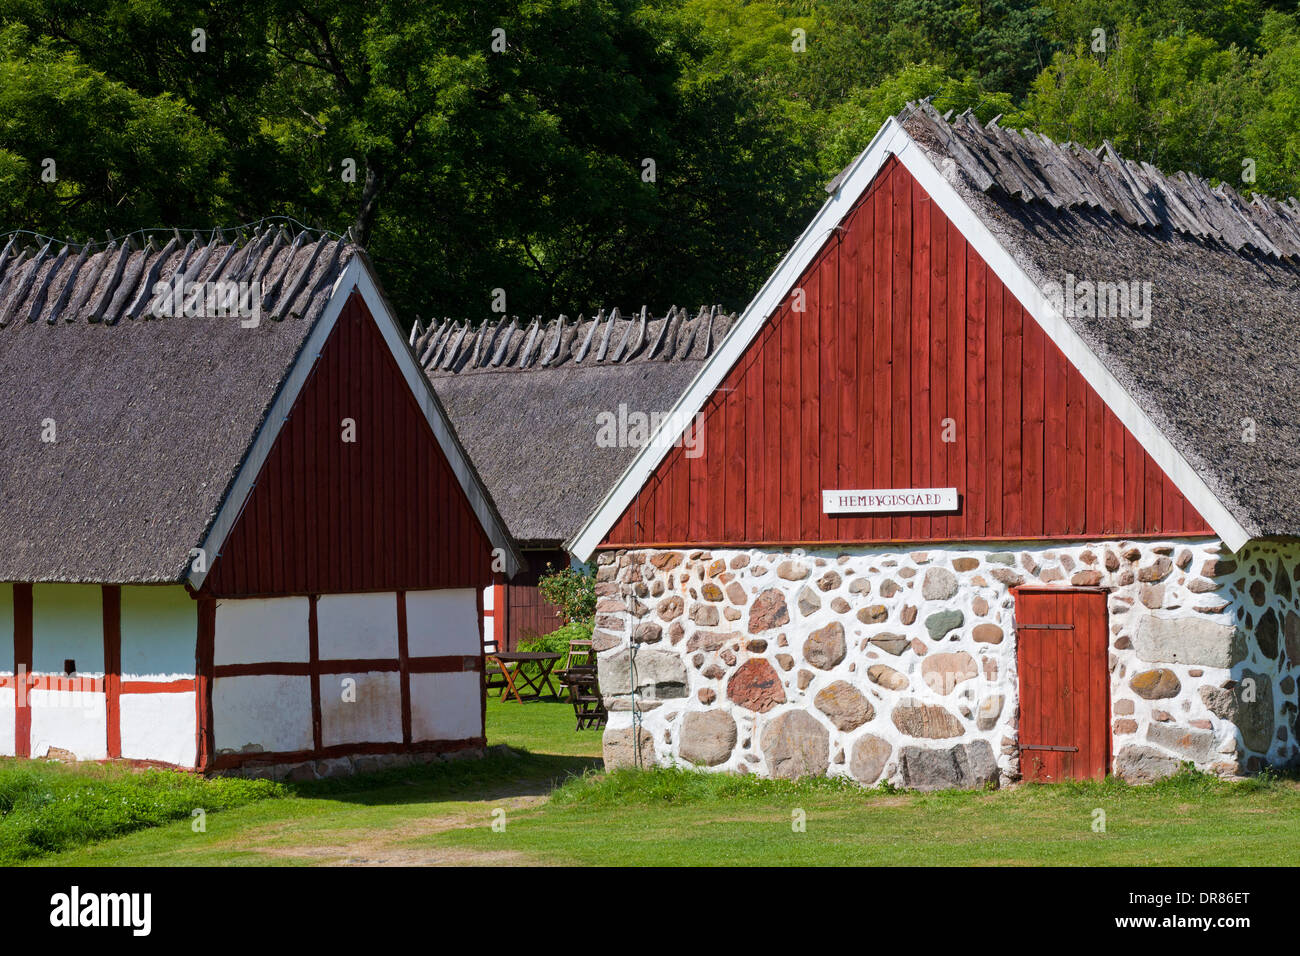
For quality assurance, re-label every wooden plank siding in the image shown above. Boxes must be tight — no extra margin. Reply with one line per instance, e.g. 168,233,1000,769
602,157,1212,548
204,292,496,597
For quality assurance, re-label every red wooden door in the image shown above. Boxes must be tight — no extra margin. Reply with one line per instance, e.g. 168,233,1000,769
1015,589,1109,781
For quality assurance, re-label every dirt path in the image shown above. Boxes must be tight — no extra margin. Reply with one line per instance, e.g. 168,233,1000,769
218,792,551,866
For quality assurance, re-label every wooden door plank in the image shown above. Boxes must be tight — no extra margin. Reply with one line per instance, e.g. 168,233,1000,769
928,197,948,541
891,165,912,540
872,176,893,541
913,178,932,541
1002,295,1023,536
964,254,986,538
1022,318,1045,535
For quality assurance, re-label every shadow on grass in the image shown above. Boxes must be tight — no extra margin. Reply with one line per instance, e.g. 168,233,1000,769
287,746,603,808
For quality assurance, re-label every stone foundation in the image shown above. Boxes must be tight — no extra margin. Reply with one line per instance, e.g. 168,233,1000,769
212,745,487,783
594,539,1300,788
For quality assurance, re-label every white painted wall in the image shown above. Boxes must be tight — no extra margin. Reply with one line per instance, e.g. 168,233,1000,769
121,586,196,681
317,592,398,660
213,674,313,754
121,692,196,766
214,597,309,665
481,584,494,647
406,589,478,657
30,687,107,760
32,584,103,675
0,585,11,757
0,583,13,674
0,688,13,757
319,671,403,746
410,671,481,742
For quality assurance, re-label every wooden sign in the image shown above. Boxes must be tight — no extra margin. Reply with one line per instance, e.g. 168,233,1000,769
822,488,958,515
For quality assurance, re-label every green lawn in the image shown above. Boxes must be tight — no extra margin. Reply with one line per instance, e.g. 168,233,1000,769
15,696,1300,866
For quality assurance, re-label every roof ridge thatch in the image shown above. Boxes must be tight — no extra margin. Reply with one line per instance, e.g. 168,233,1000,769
0,223,355,328
420,305,736,374
898,100,1300,260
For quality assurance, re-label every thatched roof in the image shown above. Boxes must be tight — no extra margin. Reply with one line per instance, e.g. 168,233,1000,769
899,102,1300,539
421,306,735,546
0,226,357,582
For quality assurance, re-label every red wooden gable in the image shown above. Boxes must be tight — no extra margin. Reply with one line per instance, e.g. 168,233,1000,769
204,291,496,596
602,157,1212,548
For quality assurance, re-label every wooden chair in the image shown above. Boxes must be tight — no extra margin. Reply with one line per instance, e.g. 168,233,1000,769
555,639,593,699
555,662,607,731
483,639,509,698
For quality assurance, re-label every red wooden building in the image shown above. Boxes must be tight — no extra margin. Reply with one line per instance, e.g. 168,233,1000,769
569,105,1300,788
0,228,520,778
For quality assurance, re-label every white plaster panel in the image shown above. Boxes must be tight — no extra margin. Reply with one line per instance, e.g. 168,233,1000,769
0,687,13,756
319,671,403,746
0,583,13,674
406,589,478,657
214,597,310,665
213,674,313,754
120,692,197,767
29,688,107,760
120,586,197,681
32,584,103,676
409,671,481,742
316,592,399,660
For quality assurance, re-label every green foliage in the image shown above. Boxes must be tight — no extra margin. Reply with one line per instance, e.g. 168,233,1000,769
550,765,864,807
3,0,1300,323
520,619,595,657
0,759,283,863
537,564,596,624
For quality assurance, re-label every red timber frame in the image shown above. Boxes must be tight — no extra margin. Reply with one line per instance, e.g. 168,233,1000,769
9,583,205,766
7,582,488,771
196,590,485,773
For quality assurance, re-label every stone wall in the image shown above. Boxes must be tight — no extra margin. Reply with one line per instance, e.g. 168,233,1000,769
594,539,1300,789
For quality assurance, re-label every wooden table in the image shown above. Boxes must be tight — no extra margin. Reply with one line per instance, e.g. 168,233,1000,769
488,651,563,703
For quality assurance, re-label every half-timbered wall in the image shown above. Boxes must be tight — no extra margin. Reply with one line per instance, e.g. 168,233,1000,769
0,583,195,765
603,158,1211,549
207,590,484,772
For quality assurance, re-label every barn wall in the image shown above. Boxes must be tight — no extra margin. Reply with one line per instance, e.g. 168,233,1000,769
603,158,1212,550
120,693,196,767
594,540,1297,786
410,672,482,743
0,583,199,766
214,597,310,665
203,292,496,598
120,587,196,680
318,593,399,660
406,589,479,657
32,584,104,676
28,584,106,760
119,585,197,766
208,590,485,780
0,584,12,757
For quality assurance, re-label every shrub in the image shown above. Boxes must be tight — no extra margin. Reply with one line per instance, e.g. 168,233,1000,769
518,620,595,679
537,564,596,624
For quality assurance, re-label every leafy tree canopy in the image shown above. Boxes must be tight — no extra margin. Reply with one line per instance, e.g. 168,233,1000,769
1,0,1297,320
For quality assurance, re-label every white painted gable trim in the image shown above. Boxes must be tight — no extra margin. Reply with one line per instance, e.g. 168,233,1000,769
189,256,521,590
568,117,1250,561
